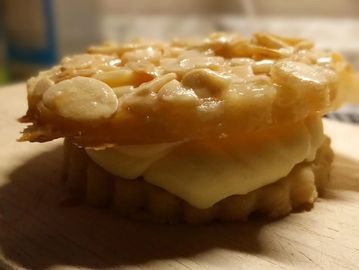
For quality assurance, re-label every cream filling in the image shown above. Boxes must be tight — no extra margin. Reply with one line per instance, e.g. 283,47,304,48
86,117,324,209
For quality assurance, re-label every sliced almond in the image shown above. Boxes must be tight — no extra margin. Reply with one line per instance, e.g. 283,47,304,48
230,58,255,66
223,76,277,125
42,76,118,121
121,74,176,115
179,56,224,70
271,60,336,96
253,33,291,49
136,73,177,94
252,59,274,74
122,47,161,63
61,54,117,70
113,85,134,98
94,68,136,87
271,60,337,112
28,77,54,108
229,65,254,80
182,69,231,98
158,79,199,106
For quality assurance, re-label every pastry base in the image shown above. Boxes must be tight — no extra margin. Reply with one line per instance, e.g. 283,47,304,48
62,137,333,224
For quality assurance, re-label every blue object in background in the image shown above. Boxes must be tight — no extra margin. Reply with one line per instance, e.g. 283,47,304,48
2,0,100,81
7,0,58,67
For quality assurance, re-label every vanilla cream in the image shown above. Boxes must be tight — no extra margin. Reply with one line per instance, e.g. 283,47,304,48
86,117,324,209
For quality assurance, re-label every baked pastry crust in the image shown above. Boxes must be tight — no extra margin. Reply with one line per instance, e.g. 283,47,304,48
62,137,333,224
20,33,354,147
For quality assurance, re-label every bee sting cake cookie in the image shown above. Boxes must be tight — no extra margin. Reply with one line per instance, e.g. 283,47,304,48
20,33,357,224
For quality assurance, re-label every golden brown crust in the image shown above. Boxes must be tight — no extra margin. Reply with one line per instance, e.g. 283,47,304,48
62,137,333,224
20,33,353,147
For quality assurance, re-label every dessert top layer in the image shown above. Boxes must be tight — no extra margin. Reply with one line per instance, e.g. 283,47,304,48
20,32,354,146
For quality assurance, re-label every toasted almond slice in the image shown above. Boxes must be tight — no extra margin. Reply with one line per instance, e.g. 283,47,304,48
94,68,137,87
42,76,118,121
178,49,214,60
179,56,224,70
182,69,231,98
253,33,291,49
271,61,332,87
230,58,255,66
137,73,177,94
61,54,118,70
113,85,134,98
87,42,119,55
252,59,274,74
28,77,54,108
229,65,254,80
121,74,177,114
122,47,161,63
158,79,199,105
271,60,337,107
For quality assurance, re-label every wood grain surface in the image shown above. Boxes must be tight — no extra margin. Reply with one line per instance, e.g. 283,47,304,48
0,84,358,270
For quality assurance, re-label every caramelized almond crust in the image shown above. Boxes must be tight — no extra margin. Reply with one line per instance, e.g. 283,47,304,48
62,137,333,224
20,33,354,147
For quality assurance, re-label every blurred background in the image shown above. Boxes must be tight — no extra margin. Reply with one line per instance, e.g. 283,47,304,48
1,0,359,85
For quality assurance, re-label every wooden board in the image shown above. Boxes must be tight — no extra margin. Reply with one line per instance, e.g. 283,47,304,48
0,83,358,270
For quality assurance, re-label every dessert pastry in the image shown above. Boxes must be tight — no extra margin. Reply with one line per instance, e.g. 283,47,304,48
20,33,356,224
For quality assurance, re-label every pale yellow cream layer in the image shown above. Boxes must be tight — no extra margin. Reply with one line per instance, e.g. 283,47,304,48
86,117,324,209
